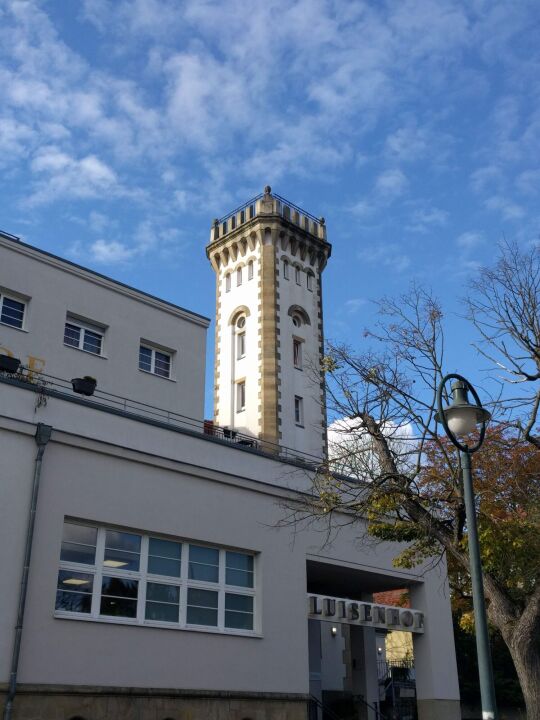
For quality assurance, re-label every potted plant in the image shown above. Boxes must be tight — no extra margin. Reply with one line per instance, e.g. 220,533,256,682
0,355,21,374
71,375,97,396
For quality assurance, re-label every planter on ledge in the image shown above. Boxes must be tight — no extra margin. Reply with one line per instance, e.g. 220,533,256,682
0,355,21,374
71,376,97,396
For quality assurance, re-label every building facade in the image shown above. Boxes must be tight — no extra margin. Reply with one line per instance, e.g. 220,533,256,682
0,191,460,720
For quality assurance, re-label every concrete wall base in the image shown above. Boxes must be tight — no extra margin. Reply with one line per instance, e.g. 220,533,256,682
0,685,309,720
417,698,461,720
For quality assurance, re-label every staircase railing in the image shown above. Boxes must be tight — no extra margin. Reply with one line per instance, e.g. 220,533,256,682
309,693,387,720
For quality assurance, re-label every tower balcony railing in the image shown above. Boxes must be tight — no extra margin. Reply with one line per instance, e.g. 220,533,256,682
0,364,325,470
210,190,327,243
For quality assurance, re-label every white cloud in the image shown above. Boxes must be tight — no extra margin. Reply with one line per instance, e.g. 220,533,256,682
456,231,484,250
90,239,135,263
358,242,410,273
485,195,525,221
375,169,408,198
407,206,448,233
345,298,368,314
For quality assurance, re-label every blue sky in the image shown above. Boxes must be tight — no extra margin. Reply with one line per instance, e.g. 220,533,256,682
1,0,539,416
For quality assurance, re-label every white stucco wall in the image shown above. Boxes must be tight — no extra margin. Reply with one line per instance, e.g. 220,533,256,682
0,236,209,421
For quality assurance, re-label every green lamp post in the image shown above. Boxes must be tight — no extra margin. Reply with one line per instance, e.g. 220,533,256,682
436,374,497,720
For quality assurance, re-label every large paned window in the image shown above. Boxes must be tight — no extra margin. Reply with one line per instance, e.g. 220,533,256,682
64,317,104,355
55,522,257,634
0,292,26,329
139,344,172,379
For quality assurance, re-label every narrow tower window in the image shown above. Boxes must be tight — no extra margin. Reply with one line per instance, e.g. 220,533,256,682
248,260,254,280
225,273,231,292
294,396,304,426
237,381,246,412
237,332,246,359
293,339,303,369
283,259,289,279
295,266,301,285
237,267,243,286
307,272,314,291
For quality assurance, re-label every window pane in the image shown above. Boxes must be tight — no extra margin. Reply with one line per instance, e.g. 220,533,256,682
103,548,140,571
146,582,179,604
189,545,219,582
64,323,81,348
154,351,170,378
225,594,253,612
187,588,218,608
187,588,218,626
187,606,218,626
105,530,141,552
226,552,253,572
148,556,181,577
100,576,138,617
83,329,102,355
226,568,253,588
225,610,253,630
1,297,25,328
146,601,179,622
60,523,97,565
149,538,181,560
62,522,97,546
57,569,94,592
56,590,92,613
139,346,152,372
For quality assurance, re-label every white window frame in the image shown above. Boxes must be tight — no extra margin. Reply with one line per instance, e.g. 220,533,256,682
294,395,304,426
247,260,254,280
64,316,104,356
55,522,258,636
236,267,242,286
236,380,246,412
293,338,303,369
237,331,246,359
225,273,231,292
0,291,26,331
139,344,173,379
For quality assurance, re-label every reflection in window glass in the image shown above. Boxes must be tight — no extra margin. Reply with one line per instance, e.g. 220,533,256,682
60,523,97,565
104,530,141,571
226,552,254,588
148,538,181,577
100,576,138,617
187,588,218,626
225,593,254,630
55,570,94,613
145,582,179,622
188,545,219,582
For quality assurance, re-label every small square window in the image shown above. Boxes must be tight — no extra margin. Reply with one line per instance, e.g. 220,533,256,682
64,318,103,356
294,396,304,426
139,344,172,379
0,293,26,329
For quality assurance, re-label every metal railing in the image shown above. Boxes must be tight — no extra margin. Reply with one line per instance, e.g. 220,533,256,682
0,365,326,469
309,693,387,720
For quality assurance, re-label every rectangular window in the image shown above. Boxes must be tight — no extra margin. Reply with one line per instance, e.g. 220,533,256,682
139,344,172,379
248,261,254,280
307,273,314,291
237,267,242,286
55,521,257,634
225,273,231,292
64,317,104,356
237,381,246,412
237,332,246,359
293,339,303,369
0,293,25,329
295,266,301,285
283,260,289,279
295,395,304,426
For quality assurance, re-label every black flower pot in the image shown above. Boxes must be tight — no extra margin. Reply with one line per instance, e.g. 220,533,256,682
0,355,21,374
71,377,97,396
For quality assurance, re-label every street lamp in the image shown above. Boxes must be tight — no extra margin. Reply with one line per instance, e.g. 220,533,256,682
435,374,498,720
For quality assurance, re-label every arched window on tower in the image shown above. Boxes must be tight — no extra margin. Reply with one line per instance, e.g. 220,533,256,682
306,271,314,291
283,258,289,279
236,315,246,359
225,273,231,292
237,267,243,286
248,260,254,280
295,265,301,285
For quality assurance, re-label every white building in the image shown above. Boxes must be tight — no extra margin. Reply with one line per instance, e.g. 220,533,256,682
0,189,460,720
